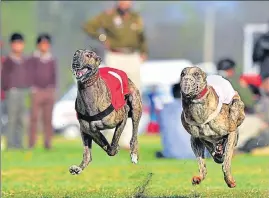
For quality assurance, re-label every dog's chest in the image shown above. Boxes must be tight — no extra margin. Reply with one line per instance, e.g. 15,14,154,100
198,124,218,137
184,106,231,139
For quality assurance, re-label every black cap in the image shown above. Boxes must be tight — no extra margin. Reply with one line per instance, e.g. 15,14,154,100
217,58,236,71
10,33,24,43
36,33,52,44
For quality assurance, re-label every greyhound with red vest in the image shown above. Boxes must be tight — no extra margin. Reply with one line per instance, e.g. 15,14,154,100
69,49,142,175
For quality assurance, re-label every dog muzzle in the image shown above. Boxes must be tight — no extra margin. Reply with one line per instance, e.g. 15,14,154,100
180,75,196,95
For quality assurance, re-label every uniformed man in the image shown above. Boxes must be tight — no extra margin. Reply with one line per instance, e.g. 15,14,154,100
83,0,148,149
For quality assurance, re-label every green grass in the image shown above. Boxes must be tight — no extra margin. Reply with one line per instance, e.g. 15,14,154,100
1,135,269,198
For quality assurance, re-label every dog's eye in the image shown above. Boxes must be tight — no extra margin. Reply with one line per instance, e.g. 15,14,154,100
194,72,199,76
86,51,95,58
181,71,186,77
95,56,102,62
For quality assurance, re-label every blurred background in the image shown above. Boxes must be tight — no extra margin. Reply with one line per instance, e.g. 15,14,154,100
1,1,269,197
1,1,269,93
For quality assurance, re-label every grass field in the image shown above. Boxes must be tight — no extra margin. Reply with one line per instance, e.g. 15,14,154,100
1,135,269,198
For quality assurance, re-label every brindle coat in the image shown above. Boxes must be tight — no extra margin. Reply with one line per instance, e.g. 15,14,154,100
180,67,245,188
69,49,142,175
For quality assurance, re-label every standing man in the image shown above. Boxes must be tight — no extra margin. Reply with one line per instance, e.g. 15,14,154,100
83,0,148,149
252,21,269,80
1,33,29,149
28,34,57,150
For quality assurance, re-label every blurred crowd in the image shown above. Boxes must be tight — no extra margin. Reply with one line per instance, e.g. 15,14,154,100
1,33,57,150
1,1,269,158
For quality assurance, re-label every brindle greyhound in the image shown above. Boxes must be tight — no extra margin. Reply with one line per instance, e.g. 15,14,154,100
180,67,245,188
69,49,142,175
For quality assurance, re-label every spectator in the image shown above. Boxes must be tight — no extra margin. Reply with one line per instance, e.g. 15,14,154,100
155,83,195,159
147,85,160,134
236,74,269,154
239,74,262,100
252,21,269,80
1,41,8,136
1,33,29,149
83,0,148,149
217,58,256,113
28,33,57,150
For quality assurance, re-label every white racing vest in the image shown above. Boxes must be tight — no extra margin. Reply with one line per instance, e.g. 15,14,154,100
207,75,236,105
184,75,236,126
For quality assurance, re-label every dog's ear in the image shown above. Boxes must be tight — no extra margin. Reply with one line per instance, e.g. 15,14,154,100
95,56,102,67
202,70,207,80
88,57,96,66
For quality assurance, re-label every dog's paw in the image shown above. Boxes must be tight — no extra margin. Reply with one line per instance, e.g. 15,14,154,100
107,145,120,156
130,153,138,164
69,165,82,175
225,178,236,188
192,176,202,185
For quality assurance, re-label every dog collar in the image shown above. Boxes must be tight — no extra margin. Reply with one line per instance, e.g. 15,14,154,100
184,87,223,126
80,72,100,89
196,87,208,99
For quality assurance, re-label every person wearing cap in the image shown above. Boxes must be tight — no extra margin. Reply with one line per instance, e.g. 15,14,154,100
252,21,269,80
83,0,148,149
236,73,269,155
1,33,30,149
28,33,57,149
216,58,255,113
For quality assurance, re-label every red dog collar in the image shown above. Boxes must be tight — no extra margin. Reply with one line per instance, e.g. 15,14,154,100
196,87,208,99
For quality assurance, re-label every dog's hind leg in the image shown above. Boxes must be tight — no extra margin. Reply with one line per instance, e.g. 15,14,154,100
222,130,237,188
127,83,142,164
191,137,207,185
107,108,129,156
69,132,92,175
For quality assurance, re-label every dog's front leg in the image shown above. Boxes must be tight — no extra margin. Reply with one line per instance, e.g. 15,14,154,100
191,136,207,185
222,131,237,188
69,132,92,175
90,129,112,153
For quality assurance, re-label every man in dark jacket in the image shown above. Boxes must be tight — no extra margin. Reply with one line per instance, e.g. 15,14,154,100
28,34,57,149
252,22,269,80
1,33,30,149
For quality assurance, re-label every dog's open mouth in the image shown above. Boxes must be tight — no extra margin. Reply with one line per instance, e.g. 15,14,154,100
75,68,89,79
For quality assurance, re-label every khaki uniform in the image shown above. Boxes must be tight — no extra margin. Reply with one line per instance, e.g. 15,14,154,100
83,9,148,148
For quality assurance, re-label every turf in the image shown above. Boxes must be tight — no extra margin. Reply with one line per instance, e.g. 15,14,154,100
1,135,269,198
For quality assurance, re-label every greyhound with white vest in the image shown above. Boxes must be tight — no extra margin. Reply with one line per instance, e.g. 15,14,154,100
180,66,245,188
